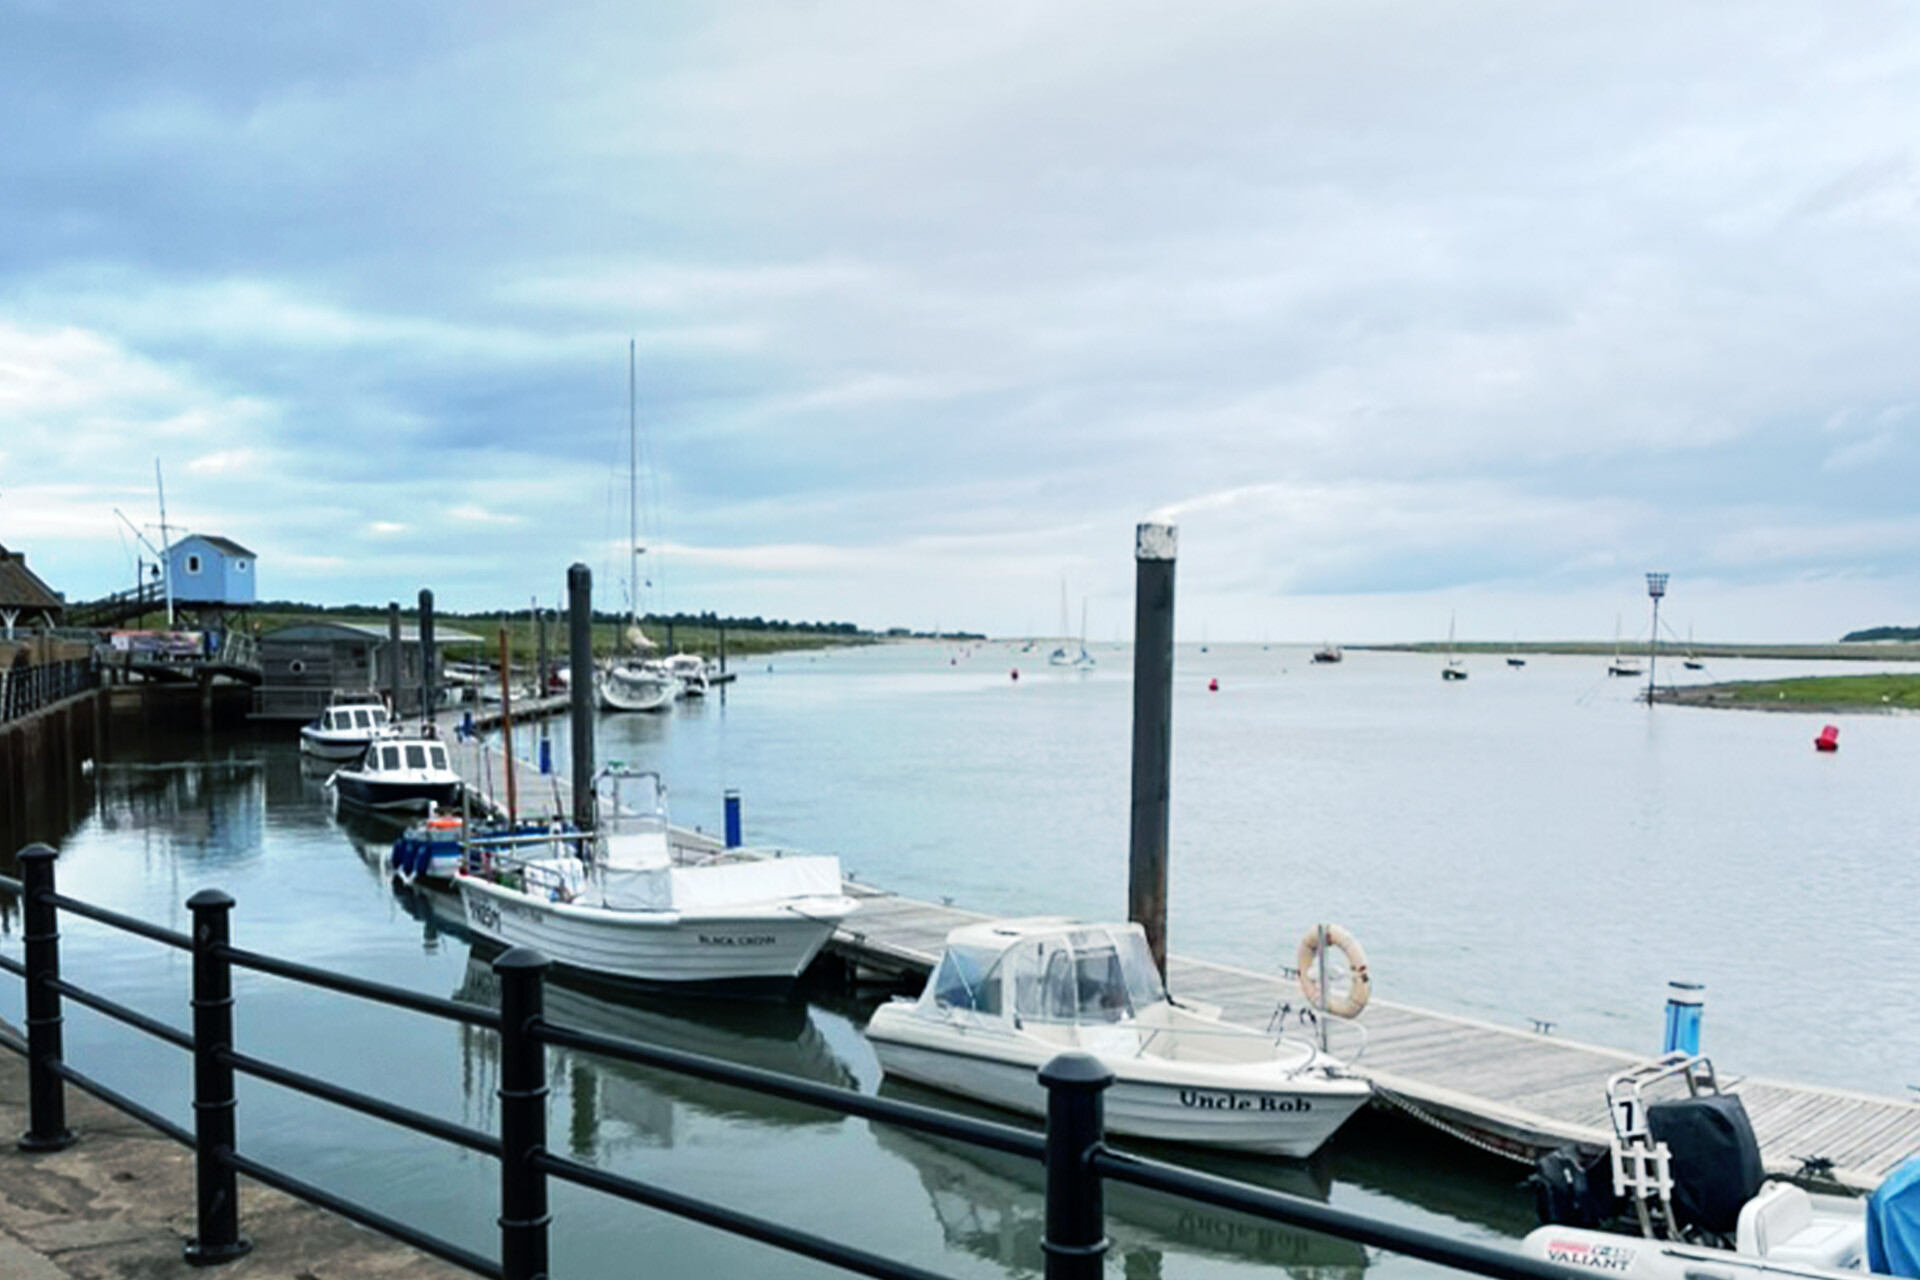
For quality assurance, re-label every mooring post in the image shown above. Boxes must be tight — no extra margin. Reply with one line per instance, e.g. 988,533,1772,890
567,565,595,832
1039,1052,1113,1280
17,844,75,1152
496,946,552,1280
497,627,519,825
723,789,742,849
386,601,403,714
1128,521,1178,977
418,589,437,727
185,888,252,1265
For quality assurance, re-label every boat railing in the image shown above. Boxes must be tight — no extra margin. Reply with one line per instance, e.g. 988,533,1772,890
1,842,1589,1280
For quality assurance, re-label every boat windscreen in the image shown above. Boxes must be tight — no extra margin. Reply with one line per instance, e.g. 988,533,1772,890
380,745,401,770
928,946,1002,1013
405,744,428,769
1113,930,1166,1007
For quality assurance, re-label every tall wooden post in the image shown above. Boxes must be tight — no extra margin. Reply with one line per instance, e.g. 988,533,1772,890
418,589,436,727
387,606,403,717
1128,521,1178,978
568,565,595,831
498,626,518,826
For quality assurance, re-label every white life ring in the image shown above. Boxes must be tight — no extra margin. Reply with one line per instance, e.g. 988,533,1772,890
1297,924,1371,1018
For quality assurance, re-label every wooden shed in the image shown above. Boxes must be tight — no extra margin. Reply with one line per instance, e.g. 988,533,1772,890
254,621,480,721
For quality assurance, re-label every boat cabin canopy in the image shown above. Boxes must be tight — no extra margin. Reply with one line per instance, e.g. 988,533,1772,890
364,739,450,774
316,703,390,733
923,919,1167,1026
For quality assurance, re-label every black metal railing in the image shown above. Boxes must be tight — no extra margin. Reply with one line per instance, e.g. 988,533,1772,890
0,843,1584,1280
0,658,96,725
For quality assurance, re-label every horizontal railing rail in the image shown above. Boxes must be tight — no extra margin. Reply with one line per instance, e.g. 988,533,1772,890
0,658,97,726
1,841,1588,1280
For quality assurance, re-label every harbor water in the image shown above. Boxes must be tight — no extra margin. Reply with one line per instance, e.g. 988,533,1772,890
3,642,1917,1278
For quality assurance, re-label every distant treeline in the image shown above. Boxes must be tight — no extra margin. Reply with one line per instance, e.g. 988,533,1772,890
248,599,980,641
1839,625,1920,642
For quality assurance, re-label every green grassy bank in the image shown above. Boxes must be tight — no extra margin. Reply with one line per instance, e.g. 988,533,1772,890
1654,673,1920,712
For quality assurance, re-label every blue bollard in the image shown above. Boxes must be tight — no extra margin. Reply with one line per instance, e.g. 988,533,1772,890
1663,981,1704,1055
724,790,742,848
538,736,552,775
461,709,475,741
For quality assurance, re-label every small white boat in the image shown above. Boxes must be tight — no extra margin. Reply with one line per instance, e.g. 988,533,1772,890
298,695,396,760
1523,1053,1920,1280
598,660,680,712
663,652,710,697
455,767,858,995
327,732,463,813
864,918,1371,1157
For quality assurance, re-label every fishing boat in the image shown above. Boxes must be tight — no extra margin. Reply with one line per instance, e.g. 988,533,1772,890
1524,1053,1920,1280
863,918,1372,1156
327,731,463,813
1442,613,1468,680
298,693,397,760
599,342,681,714
389,810,583,885
454,766,858,995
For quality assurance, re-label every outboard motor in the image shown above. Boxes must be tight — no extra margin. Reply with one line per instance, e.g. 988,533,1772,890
1531,1144,1618,1228
1646,1093,1765,1242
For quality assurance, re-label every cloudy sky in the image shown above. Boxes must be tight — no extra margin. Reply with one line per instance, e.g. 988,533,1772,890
3,3,1918,642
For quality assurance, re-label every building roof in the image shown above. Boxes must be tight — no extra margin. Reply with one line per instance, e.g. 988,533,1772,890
178,534,257,558
262,621,484,645
0,544,65,613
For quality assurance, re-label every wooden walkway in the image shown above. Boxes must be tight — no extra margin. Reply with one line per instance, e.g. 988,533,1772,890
438,731,1920,1191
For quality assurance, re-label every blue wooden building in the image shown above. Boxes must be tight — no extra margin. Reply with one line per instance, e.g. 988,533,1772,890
166,535,257,607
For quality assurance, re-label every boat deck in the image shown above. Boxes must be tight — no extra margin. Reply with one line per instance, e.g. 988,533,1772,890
439,732,1920,1191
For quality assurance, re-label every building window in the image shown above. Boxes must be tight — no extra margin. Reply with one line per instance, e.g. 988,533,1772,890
236,560,249,572
186,554,202,575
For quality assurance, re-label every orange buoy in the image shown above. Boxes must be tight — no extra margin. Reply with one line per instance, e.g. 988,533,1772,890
1815,724,1839,752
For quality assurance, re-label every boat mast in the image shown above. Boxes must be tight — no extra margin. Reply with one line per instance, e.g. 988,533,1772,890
155,458,175,627
629,339,642,644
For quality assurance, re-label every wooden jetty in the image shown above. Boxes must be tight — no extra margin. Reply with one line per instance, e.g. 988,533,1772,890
437,729,1920,1193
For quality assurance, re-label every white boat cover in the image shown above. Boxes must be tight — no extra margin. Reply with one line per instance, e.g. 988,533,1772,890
599,855,844,913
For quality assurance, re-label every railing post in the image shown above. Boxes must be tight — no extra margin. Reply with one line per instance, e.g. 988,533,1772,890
496,946,551,1280
185,889,252,1265
17,844,75,1152
1039,1052,1113,1280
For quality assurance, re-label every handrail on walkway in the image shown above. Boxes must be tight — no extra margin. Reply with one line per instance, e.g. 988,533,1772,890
0,842,1584,1280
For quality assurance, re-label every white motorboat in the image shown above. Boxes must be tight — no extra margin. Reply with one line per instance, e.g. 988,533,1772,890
454,767,858,995
864,918,1371,1157
1523,1053,1920,1280
598,660,680,712
327,731,463,813
663,652,710,697
298,694,396,761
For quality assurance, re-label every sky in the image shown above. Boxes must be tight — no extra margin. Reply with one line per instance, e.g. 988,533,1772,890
3,2,1919,643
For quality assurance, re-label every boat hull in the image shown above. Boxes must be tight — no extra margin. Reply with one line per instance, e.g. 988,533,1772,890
333,775,462,813
1521,1226,1863,1280
866,1018,1370,1157
455,874,853,994
299,729,377,761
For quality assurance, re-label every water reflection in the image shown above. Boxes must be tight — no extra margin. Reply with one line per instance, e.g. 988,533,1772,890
87,758,266,864
449,951,857,1159
873,1120,1365,1280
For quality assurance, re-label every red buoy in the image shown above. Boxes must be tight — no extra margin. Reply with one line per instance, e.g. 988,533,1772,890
1208,677,1219,692
1815,724,1839,752
1010,668,1020,681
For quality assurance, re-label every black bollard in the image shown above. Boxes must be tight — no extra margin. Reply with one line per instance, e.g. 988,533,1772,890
1040,1052,1113,1280
17,844,75,1152
1128,521,1178,978
568,565,595,832
185,888,252,1264
496,946,552,1280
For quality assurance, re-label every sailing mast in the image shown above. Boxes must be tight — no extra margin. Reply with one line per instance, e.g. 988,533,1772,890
155,458,175,627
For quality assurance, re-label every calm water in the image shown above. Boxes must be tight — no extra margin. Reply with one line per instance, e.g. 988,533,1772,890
3,642,1916,1278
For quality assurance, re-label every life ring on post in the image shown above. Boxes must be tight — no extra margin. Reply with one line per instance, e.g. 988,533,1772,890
1297,924,1371,1018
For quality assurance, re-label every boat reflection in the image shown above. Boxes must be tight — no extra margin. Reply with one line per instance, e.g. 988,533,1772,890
872,1113,1366,1280
449,951,857,1158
